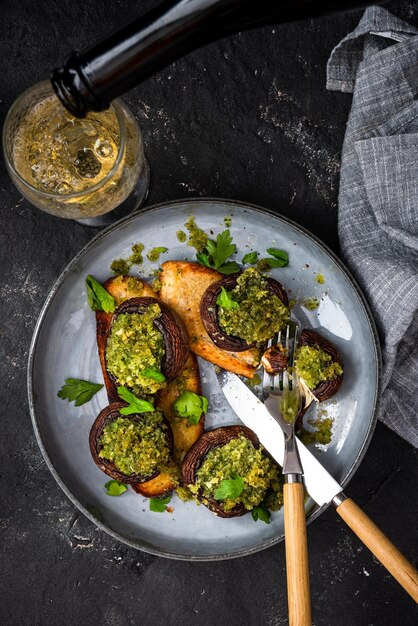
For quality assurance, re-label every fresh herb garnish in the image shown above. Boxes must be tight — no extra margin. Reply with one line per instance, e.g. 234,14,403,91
257,257,287,271
265,248,289,267
85,275,116,312
150,496,171,512
214,474,244,500
57,378,103,406
117,386,155,415
173,391,208,425
251,505,271,524
216,286,239,310
141,367,166,382
105,480,127,497
242,251,259,265
196,229,240,275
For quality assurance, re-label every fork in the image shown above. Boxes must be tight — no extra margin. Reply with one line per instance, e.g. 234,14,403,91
263,325,312,626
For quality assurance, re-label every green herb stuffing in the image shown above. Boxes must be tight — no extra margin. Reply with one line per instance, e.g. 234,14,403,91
176,230,187,242
106,304,166,396
196,229,240,275
150,496,171,512
104,480,127,496
57,378,103,406
98,412,169,477
315,273,325,284
294,345,343,390
190,435,281,512
173,391,208,425
224,215,232,228
117,386,155,415
217,267,290,343
86,275,115,312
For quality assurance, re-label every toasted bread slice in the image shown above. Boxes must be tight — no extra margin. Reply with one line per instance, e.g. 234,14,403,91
134,352,205,498
95,275,205,498
156,353,204,462
159,261,260,378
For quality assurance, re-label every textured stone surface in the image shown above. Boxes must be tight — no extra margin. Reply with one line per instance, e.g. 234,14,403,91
1,1,418,624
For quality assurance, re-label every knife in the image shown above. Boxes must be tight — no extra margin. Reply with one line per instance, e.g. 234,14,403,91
218,369,418,602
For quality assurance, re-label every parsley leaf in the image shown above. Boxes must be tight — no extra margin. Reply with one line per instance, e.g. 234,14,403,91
117,386,155,415
57,378,103,406
173,391,208,425
214,474,244,500
242,251,258,265
217,261,241,275
150,496,171,512
141,367,166,382
265,249,289,267
196,252,211,267
85,275,116,312
216,287,239,310
105,480,127,497
196,229,240,275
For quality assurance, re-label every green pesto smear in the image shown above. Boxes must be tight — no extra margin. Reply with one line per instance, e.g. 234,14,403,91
98,413,169,477
302,297,320,311
147,247,168,262
217,267,290,344
224,215,232,228
110,258,130,275
130,242,144,264
110,242,144,275
315,274,325,284
176,230,187,242
299,415,333,446
185,216,208,252
190,435,281,511
106,303,166,396
295,345,343,390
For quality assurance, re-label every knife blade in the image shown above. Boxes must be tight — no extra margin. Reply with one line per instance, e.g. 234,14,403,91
218,369,342,506
217,368,418,602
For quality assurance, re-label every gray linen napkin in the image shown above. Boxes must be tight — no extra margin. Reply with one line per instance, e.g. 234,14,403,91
327,6,418,447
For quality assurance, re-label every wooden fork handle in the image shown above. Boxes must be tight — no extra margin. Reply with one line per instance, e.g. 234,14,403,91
284,479,312,626
336,497,418,603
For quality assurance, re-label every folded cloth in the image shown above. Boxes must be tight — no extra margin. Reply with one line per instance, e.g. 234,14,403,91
327,6,418,447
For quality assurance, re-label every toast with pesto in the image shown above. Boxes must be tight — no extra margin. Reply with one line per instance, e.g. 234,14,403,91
158,261,261,378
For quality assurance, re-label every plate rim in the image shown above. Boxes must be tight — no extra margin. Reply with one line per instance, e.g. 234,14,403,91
27,197,382,561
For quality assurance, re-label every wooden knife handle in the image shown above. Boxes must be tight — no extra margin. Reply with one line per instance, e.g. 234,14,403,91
284,481,312,626
336,497,418,603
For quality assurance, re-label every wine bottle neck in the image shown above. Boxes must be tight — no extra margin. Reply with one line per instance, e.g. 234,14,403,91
51,0,372,117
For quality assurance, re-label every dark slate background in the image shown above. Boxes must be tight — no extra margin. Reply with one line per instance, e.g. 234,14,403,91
1,1,418,624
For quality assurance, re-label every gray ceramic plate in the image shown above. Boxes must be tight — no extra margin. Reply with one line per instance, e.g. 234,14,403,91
28,199,380,560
